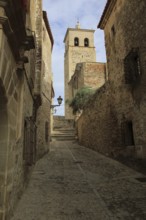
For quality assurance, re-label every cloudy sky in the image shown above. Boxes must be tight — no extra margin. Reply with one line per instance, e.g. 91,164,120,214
43,0,107,115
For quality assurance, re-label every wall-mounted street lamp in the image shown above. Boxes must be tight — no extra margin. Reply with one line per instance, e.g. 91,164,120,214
51,96,63,109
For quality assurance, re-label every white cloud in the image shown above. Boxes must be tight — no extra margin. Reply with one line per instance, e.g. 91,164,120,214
43,0,107,115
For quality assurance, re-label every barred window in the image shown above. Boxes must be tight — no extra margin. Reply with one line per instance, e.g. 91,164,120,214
124,48,141,84
74,37,79,46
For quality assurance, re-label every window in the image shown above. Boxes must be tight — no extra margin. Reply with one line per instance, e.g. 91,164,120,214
124,48,141,84
43,27,46,41
84,38,89,47
111,25,116,36
74,37,79,46
121,121,135,146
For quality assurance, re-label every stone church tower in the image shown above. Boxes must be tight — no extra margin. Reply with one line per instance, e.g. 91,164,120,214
64,22,96,119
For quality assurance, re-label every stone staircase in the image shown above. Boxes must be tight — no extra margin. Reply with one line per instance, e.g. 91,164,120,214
51,128,75,141
51,116,75,141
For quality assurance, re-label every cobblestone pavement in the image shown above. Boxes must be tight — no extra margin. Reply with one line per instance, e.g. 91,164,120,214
11,141,146,220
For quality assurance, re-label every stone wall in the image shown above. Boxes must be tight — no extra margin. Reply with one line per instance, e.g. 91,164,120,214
102,0,146,158
36,96,51,158
36,13,53,159
83,62,106,88
34,0,43,97
0,24,25,219
77,0,146,159
0,1,44,219
0,26,35,219
53,116,74,130
69,62,106,98
77,84,122,156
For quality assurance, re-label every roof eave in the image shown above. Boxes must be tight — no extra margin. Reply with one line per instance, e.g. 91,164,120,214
97,0,117,29
43,11,54,49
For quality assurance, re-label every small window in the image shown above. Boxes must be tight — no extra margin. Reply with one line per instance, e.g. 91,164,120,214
74,37,79,46
43,27,46,41
111,25,116,36
124,48,141,84
121,121,135,146
84,38,89,47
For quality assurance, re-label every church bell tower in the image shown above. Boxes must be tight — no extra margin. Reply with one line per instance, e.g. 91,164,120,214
64,22,96,119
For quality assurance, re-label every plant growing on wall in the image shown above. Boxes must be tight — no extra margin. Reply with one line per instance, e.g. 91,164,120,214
66,86,95,114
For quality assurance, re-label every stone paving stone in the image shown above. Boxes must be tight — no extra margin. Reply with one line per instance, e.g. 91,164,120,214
11,141,146,220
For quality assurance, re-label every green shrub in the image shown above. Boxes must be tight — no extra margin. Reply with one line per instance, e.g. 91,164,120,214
66,86,95,114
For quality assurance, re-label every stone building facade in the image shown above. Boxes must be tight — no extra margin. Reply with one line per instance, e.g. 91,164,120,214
0,1,54,219
69,62,106,98
36,11,54,159
77,0,146,159
64,23,96,119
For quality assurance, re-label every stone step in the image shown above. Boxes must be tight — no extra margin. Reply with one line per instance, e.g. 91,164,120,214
52,128,75,131
52,129,75,134
51,137,75,141
51,135,75,141
51,129,75,141
52,132,75,136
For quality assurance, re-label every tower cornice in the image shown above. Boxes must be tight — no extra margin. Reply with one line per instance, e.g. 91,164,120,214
63,28,95,43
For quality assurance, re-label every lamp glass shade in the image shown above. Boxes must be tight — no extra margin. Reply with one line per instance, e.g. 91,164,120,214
57,96,63,105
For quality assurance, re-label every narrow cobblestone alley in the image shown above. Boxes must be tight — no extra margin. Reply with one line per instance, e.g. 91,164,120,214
11,140,146,220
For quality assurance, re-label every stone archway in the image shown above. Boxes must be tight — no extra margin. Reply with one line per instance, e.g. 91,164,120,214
0,79,8,219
